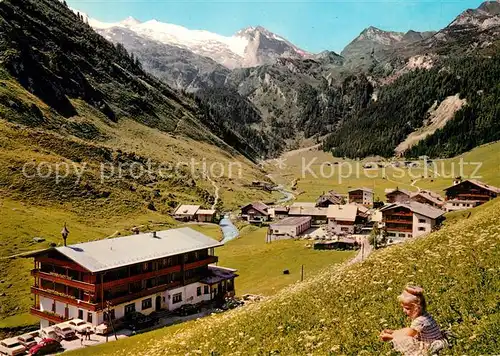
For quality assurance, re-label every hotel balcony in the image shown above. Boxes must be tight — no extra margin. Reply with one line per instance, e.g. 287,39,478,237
385,226,413,233
101,256,217,289
102,265,182,289
30,307,66,324
108,281,181,306
31,287,98,311
185,256,218,270
31,269,96,293
383,219,413,224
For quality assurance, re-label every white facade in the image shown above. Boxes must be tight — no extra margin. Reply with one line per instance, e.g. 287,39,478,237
37,282,212,328
412,213,436,237
328,219,355,235
386,230,413,241
362,191,374,206
444,200,479,212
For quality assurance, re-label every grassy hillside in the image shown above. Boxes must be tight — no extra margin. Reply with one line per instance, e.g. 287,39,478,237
70,198,500,356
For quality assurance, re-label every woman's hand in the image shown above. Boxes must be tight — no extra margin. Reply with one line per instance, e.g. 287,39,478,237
379,330,394,342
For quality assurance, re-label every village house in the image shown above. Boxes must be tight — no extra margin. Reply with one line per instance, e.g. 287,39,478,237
240,202,270,223
266,217,312,242
380,201,445,241
25,228,237,329
385,187,411,203
173,204,201,221
326,205,358,235
288,202,328,226
410,190,444,208
196,209,216,223
316,191,345,207
268,207,289,220
443,179,499,212
173,205,216,223
348,188,374,207
352,203,370,225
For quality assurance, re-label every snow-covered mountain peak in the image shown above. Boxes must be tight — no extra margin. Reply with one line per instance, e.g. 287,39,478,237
82,12,310,68
120,16,141,27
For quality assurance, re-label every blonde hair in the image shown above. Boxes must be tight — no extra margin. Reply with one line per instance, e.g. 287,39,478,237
397,285,427,316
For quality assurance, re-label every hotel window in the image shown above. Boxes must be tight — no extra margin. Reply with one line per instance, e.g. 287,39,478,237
418,219,426,224
78,309,84,320
418,227,426,231
125,303,136,315
172,292,182,304
197,287,202,296
87,312,93,324
142,262,149,272
204,286,209,295
52,301,56,313
141,298,152,310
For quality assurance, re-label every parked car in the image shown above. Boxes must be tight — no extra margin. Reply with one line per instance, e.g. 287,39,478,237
17,333,37,349
0,338,26,356
29,338,63,356
54,324,76,340
123,312,158,331
67,318,92,334
40,326,60,341
95,323,110,335
174,303,201,316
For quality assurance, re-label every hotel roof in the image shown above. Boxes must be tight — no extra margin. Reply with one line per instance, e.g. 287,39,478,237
326,205,358,222
241,202,269,215
288,206,328,217
380,201,445,219
444,179,500,194
270,216,312,228
348,187,373,193
197,209,216,215
385,188,411,196
36,228,223,273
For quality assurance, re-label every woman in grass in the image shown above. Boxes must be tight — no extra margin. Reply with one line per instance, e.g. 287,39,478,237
379,285,448,355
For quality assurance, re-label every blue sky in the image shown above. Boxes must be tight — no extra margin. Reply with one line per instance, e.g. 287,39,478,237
67,0,486,53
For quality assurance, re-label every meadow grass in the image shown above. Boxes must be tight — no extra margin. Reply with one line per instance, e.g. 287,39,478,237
183,224,224,242
69,198,500,356
215,227,354,296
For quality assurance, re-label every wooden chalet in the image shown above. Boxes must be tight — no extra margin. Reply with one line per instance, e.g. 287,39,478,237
444,180,499,211
348,187,374,207
385,187,411,203
316,191,344,207
240,202,270,223
380,202,445,241
410,190,444,208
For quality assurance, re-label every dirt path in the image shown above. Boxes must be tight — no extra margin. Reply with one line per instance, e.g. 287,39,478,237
411,179,421,192
348,237,373,265
204,171,220,210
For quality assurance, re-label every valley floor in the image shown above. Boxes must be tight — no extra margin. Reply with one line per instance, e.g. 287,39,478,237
68,198,500,356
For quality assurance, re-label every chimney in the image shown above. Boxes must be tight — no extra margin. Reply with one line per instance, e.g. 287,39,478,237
61,223,69,246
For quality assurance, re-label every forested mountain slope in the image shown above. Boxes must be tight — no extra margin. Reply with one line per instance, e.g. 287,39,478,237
323,53,500,158
0,0,271,160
